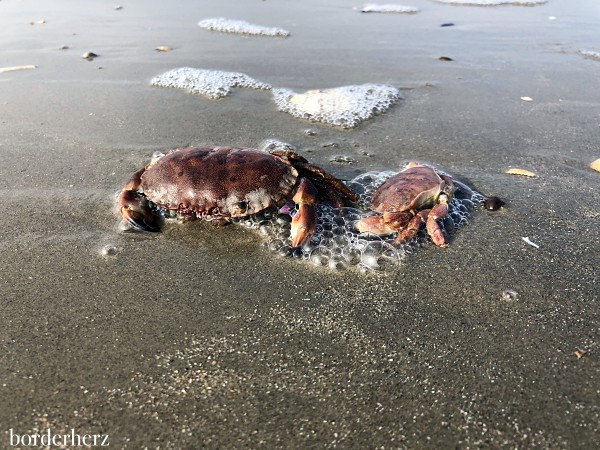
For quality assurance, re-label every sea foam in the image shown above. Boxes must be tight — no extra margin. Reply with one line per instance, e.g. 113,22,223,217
579,50,600,62
198,18,290,37
432,0,546,5
150,67,271,99
272,84,401,128
360,4,420,13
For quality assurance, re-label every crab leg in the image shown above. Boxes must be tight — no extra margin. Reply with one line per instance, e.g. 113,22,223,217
426,200,449,248
117,168,161,232
290,177,318,248
394,210,429,245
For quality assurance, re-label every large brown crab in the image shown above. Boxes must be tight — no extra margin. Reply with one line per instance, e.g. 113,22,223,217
355,162,457,248
117,146,356,247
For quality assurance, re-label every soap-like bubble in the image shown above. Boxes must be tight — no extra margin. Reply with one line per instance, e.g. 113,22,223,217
151,67,271,99
272,84,401,128
198,18,290,37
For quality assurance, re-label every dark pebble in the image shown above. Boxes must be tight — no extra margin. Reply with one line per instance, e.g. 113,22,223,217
484,196,506,211
439,56,453,61
441,23,455,27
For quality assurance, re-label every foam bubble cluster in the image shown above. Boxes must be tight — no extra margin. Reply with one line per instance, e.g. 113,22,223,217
272,84,400,128
579,50,600,62
228,167,484,271
150,67,271,99
432,0,546,5
198,18,290,37
360,4,420,13
260,139,297,153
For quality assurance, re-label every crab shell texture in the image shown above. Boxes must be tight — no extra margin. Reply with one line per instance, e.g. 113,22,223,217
370,163,455,214
141,146,300,217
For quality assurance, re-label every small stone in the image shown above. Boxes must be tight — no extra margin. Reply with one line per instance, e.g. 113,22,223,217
101,245,118,257
483,196,505,211
439,56,453,61
330,155,358,164
155,46,171,52
82,52,99,60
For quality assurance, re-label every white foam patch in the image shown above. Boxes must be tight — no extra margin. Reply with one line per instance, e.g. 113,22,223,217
432,0,546,5
360,4,420,13
150,67,271,99
272,84,400,128
579,50,600,61
198,18,290,37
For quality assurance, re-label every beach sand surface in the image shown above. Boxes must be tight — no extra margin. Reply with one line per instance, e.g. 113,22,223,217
0,0,598,447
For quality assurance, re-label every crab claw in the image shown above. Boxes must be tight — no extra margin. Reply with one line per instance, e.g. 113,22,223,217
290,178,317,248
355,215,397,235
118,190,161,232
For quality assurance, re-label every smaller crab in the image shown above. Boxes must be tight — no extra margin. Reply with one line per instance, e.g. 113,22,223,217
117,146,356,248
355,162,457,247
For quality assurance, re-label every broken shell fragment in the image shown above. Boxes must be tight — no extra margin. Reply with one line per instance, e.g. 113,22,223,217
0,65,37,73
82,52,99,60
589,158,600,172
505,168,537,177
484,196,505,211
155,46,171,52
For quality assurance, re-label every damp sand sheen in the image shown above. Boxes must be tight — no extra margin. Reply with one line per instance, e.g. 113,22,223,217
151,68,400,127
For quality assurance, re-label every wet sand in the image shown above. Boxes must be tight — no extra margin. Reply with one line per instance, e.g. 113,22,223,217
0,0,598,448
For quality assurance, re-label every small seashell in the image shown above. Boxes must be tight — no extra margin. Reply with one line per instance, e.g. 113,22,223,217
155,46,171,52
59,45,69,50
439,56,453,61
520,96,533,102
574,348,587,359
502,290,519,301
115,5,123,10
484,196,505,211
82,52,99,60
322,142,339,148
505,168,537,177
522,237,540,249
589,158,600,172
